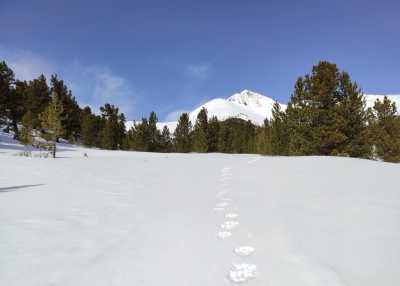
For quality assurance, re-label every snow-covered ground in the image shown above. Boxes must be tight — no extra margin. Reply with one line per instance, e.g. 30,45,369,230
1,136,400,286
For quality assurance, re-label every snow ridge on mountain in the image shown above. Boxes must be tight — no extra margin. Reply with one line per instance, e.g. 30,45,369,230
127,91,400,132
157,90,286,131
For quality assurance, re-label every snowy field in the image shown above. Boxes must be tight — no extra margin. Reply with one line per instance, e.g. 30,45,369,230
1,135,400,286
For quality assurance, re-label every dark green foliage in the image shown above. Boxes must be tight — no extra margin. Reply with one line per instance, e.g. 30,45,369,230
286,61,370,157
50,75,81,141
270,102,289,155
217,118,256,153
207,116,220,152
24,75,51,128
174,113,192,152
7,81,26,137
254,119,272,155
148,111,161,152
0,61,15,131
192,107,208,152
159,125,173,152
336,73,371,158
369,97,400,162
19,111,34,145
80,106,104,147
125,111,168,152
100,104,126,150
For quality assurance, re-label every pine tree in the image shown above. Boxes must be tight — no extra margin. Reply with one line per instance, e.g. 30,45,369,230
159,125,173,152
50,75,81,141
24,74,51,128
19,111,34,145
174,113,192,152
286,61,364,156
0,61,15,129
192,107,208,152
80,106,98,147
148,111,161,152
40,94,65,158
207,116,220,152
100,103,126,150
7,80,26,137
270,102,289,155
255,118,272,154
369,97,400,162
336,73,371,158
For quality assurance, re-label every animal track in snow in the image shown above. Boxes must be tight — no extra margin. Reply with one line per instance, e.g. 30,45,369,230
217,231,232,239
234,246,255,256
216,191,229,199
247,157,260,164
216,202,229,208
228,263,257,283
221,220,239,230
225,213,239,219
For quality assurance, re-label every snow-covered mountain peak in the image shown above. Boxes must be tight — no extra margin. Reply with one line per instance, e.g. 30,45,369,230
227,89,275,108
126,90,286,132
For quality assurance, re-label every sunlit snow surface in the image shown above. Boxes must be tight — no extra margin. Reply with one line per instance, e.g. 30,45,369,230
1,135,400,286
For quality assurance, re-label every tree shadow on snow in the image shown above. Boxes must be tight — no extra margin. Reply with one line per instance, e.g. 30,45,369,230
0,184,44,193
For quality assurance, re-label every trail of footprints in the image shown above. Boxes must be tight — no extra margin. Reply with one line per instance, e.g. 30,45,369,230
214,166,257,283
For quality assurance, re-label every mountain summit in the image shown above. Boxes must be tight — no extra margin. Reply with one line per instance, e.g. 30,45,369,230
157,90,286,131
127,91,400,132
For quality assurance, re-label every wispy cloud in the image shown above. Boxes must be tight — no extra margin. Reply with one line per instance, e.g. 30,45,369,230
0,46,137,117
185,63,211,80
82,66,136,114
165,109,190,121
0,47,53,80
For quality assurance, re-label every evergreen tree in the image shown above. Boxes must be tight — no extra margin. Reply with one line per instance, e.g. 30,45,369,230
24,75,51,128
40,94,65,158
19,111,34,145
218,118,256,153
80,106,100,147
159,125,173,152
192,108,208,152
50,75,81,141
336,73,371,158
174,113,192,152
0,61,15,129
286,61,365,156
148,111,161,151
270,102,289,155
255,118,272,155
207,116,220,152
369,97,400,162
7,80,26,137
100,104,126,150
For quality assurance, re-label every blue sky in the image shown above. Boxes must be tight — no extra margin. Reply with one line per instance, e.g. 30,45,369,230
1,0,399,121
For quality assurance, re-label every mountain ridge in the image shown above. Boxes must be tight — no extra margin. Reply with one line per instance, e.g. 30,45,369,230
126,90,400,132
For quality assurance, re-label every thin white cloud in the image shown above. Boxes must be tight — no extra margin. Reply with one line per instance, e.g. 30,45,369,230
85,66,135,114
165,109,190,121
0,46,137,116
0,47,54,80
186,63,211,80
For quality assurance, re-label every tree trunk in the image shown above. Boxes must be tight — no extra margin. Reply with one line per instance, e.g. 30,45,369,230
52,142,56,158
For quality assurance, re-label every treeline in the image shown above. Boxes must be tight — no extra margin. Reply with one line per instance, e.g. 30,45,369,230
0,61,126,153
1,60,400,162
125,109,256,153
255,62,400,162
